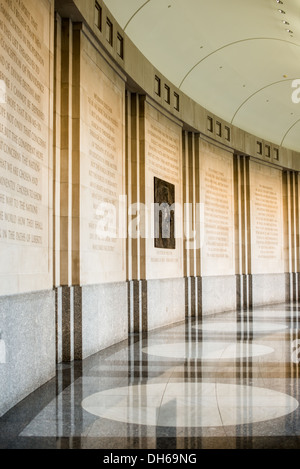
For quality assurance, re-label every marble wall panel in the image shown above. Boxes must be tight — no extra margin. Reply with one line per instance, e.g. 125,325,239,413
147,278,185,331
0,290,55,417
81,282,128,359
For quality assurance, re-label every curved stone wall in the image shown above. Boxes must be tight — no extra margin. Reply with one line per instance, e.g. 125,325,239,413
0,0,300,416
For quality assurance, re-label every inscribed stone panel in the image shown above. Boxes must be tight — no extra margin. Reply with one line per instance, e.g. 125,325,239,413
145,102,182,280
250,161,284,274
200,142,235,277
80,41,126,284
0,0,53,295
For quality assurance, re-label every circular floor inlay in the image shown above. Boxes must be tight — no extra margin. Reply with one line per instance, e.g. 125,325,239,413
252,310,289,318
142,342,274,360
195,321,288,334
82,382,298,428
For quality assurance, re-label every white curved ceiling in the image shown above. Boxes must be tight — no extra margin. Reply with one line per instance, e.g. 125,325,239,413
103,0,300,152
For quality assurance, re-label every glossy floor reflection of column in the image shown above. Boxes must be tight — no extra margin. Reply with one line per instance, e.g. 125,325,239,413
1,303,300,449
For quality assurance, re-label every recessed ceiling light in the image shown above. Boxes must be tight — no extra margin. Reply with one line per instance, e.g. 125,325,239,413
276,0,283,3
282,20,289,24
286,29,293,33
278,9,286,13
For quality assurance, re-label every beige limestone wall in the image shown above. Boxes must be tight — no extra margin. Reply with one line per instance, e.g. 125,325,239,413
56,0,300,172
0,0,56,417
249,161,284,275
53,24,129,362
144,101,183,280
79,32,126,285
0,0,54,295
199,141,235,277
52,0,300,317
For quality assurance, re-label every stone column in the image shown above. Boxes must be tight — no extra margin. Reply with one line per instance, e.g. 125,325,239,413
126,92,148,333
54,18,82,362
182,131,202,318
234,154,252,310
283,171,300,302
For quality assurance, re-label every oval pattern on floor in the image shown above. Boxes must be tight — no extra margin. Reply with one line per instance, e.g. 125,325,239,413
195,322,288,334
82,382,298,428
142,342,274,359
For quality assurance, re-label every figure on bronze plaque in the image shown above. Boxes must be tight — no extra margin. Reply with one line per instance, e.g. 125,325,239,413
154,177,175,249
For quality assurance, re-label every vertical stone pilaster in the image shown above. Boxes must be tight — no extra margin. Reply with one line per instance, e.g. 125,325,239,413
185,276,196,317
283,171,300,302
53,13,62,289
194,135,202,317
128,280,148,334
74,286,82,360
54,20,82,362
126,93,148,334
195,276,202,318
56,285,82,362
71,24,82,287
60,18,73,287
234,154,252,310
182,131,189,281
128,280,137,334
184,277,189,317
182,132,202,318
55,286,62,363
61,285,74,363
141,279,148,332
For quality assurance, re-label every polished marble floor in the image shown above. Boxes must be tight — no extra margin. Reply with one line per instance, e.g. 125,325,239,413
2,302,300,450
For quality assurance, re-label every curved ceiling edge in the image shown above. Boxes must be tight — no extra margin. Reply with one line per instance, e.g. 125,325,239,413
281,119,300,148
230,78,299,124
179,38,300,90
124,0,151,31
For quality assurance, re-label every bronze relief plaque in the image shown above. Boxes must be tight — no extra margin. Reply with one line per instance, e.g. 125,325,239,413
154,177,176,250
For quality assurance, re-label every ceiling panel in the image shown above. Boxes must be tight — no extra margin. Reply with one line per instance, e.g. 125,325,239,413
232,81,300,144
283,121,300,151
181,40,300,123
104,0,300,151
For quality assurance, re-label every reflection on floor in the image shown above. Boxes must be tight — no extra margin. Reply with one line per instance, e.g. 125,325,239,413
1,303,300,449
